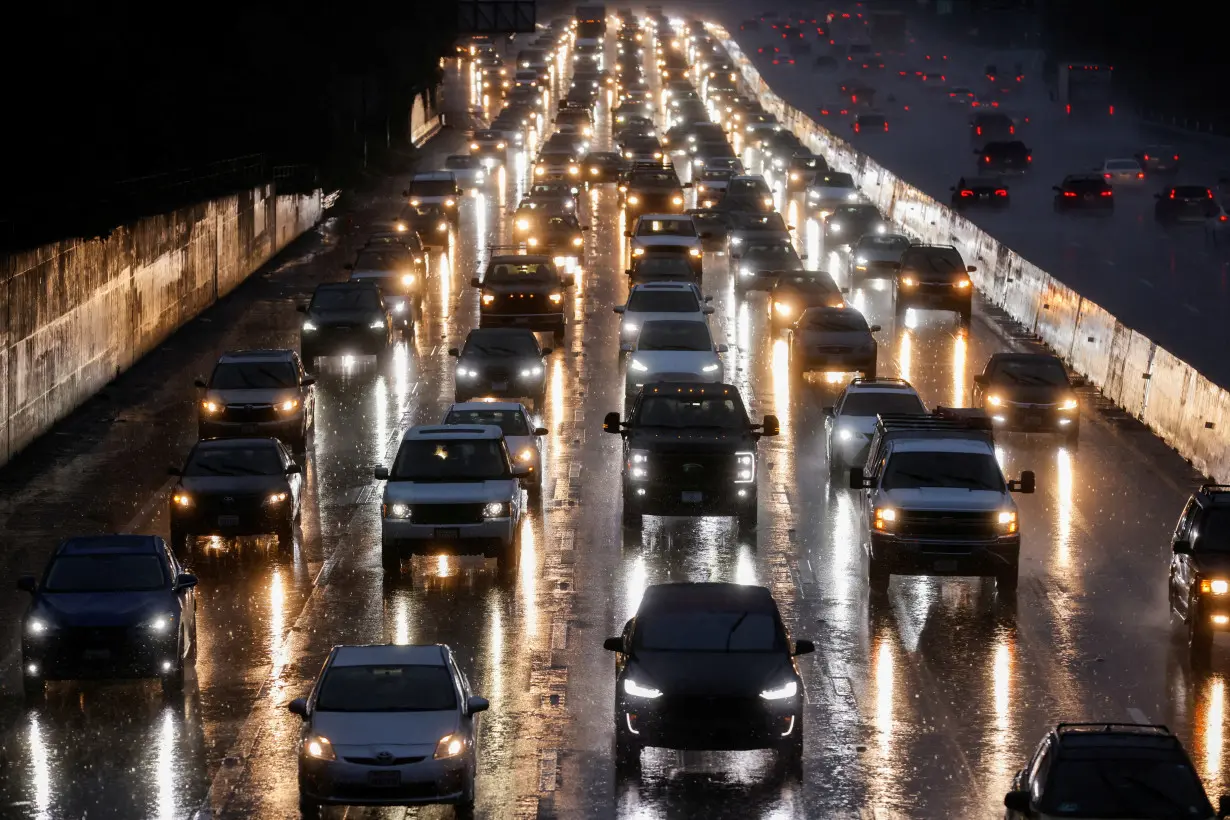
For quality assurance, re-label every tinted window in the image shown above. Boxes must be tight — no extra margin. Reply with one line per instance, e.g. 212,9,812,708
44,555,167,592
311,288,382,311
882,451,1005,491
445,156,475,169
462,333,540,357
900,247,965,273
1065,178,1108,192
728,179,770,196
816,172,855,187
831,205,879,219
637,321,712,351
391,439,510,481
857,116,887,127
734,213,786,230
700,171,733,182
637,219,697,237
210,362,297,390
316,665,458,712
1039,756,1211,817
443,409,530,436
353,251,409,270
185,446,284,477
802,310,869,332
486,262,551,281
988,358,1069,386
632,172,677,185
840,392,927,417
974,114,1013,128
636,396,747,428
627,290,701,312
636,612,781,651
746,244,796,260
792,157,823,169
858,235,910,252
408,179,456,196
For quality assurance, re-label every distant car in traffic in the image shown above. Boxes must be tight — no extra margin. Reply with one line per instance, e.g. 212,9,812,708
977,141,1031,174
615,281,714,352
824,377,927,471
1155,185,1221,225
789,306,880,381
195,349,315,451
950,176,1010,211
1135,144,1181,175
1097,158,1145,186
895,243,975,324
298,282,396,368
450,328,552,409
1053,174,1115,214
441,401,548,492
971,353,1082,442
850,233,911,283
624,319,727,397
768,271,845,333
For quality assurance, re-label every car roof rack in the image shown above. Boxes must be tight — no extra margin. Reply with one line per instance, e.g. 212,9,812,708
877,409,993,432
1055,722,1173,736
850,377,914,387
907,242,959,249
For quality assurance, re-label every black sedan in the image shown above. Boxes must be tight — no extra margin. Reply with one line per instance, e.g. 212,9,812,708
823,203,890,246
1052,174,1114,214
298,282,396,367
971,352,1082,441
736,241,805,293
604,582,813,775
396,205,451,248
768,271,845,333
17,534,198,699
450,327,552,409
585,151,626,184
169,437,304,553
951,176,1010,210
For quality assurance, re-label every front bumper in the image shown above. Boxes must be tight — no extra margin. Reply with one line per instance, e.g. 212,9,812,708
455,375,546,402
382,518,515,554
619,695,798,751
24,632,180,680
871,532,1020,577
171,505,290,537
301,329,389,356
300,755,470,807
796,350,876,373
897,288,970,312
623,479,755,516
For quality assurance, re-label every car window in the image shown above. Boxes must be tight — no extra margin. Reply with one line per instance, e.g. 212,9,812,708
627,290,701,312
635,612,783,651
882,451,1005,491
815,172,855,188
311,288,382,311
636,320,712,351
1066,179,1107,192
391,439,511,481
408,179,456,196
210,362,297,390
462,333,540,357
839,392,926,417
802,310,868,332
858,235,910,252
735,213,786,230
857,115,887,126
316,665,458,712
445,156,475,169
1172,186,1213,199
636,396,747,428
632,172,676,184
1039,756,1211,817
185,446,284,477
44,554,167,592
988,358,1069,386
637,219,697,237
728,179,769,196
1193,508,1230,551
443,409,530,436
486,262,551,281
900,247,965,272
700,171,733,181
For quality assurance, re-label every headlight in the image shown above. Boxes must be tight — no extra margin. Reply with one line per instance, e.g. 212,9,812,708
838,428,854,442
278,399,300,414
672,195,683,205
265,492,289,505
172,492,192,507
470,142,479,150
632,247,645,256
623,678,663,699
759,680,798,700
572,236,584,247
856,256,868,265
304,736,336,761
874,507,896,530
986,395,1003,406
434,734,465,759
628,195,640,204
773,301,793,316
148,614,174,632
1059,398,1078,411
369,320,386,329
517,218,530,231
830,223,842,233
847,192,859,201
481,293,495,305
1204,579,1230,595
730,236,743,246
998,510,1018,533
456,368,478,379
790,172,799,181
900,276,916,287
409,198,420,206
482,502,509,518
401,273,415,287
517,447,536,462
385,503,411,518
302,321,317,331
569,165,580,175
438,222,448,232
201,400,221,415
621,321,638,336
702,362,720,373
395,223,406,232
735,451,755,483
535,166,545,176
497,142,505,149
629,359,648,372
955,279,971,289
689,247,701,257
548,292,563,303
520,365,544,377
27,618,51,635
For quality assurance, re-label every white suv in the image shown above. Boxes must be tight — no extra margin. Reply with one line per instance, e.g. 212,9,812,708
375,424,528,573
626,214,703,275
824,377,926,471
614,281,714,351
626,319,727,397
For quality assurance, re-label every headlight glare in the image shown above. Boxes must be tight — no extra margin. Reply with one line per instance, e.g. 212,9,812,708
629,359,648,372
434,734,465,759
759,680,798,700
305,736,336,760
483,502,509,518
623,678,663,699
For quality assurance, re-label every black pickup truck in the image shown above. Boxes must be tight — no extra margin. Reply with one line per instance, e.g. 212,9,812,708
603,382,779,533
472,254,571,343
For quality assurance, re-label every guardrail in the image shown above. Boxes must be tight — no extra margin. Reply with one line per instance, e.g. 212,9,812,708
711,23,1230,483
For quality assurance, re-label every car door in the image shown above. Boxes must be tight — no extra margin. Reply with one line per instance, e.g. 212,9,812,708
1172,500,1199,617
1014,737,1053,817
166,545,195,642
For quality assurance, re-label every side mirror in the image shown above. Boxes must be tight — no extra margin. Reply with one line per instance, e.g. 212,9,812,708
1173,540,1193,555
793,639,815,656
849,466,866,490
703,306,715,314
973,374,987,386
193,378,207,389
704,295,714,301
466,695,490,715
614,305,626,314
286,463,302,475
470,276,482,288
840,286,850,294
787,225,796,231
869,324,882,332
167,466,182,476
513,463,532,478
716,344,729,353
624,230,634,237
448,347,460,357
374,466,390,481
534,427,548,436
625,269,634,276
967,265,978,273
1003,791,1031,812
541,347,554,356
16,575,36,593
296,305,308,313
603,411,622,433
761,414,780,437
1011,470,1036,494
301,376,316,387
288,697,310,718
582,225,592,231
603,637,624,652
175,572,198,590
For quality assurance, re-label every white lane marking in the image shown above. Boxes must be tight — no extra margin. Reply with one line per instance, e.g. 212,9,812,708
1127,707,1150,724
1185,303,1200,315
1138,277,1154,289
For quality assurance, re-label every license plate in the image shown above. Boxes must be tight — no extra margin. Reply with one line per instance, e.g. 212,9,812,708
83,649,111,661
1084,194,1094,200
492,381,509,391
241,424,257,434
513,317,530,324
217,515,241,528
933,560,958,572
682,491,703,503
367,771,402,787
435,528,460,540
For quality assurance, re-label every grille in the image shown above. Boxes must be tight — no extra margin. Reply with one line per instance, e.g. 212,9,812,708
812,345,855,354
482,366,513,381
222,404,279,423
895,510,1000,540
409,503,486,524
485,293,551,314
342,755,426,766
648,453,733,490
64,626,133,648
196,493,268,517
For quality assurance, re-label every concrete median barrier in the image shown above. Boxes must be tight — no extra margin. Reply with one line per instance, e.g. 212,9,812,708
712,23,1230,483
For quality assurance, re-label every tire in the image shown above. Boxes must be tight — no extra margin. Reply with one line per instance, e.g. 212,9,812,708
737,505,758,536
868,554,890,594
187,620,198,661
277,519,295,554
996,564,1019,593
621,503,642,530
22,675,45,704
170,527,189,556
298,794,321,820
613,712,642,773
381,542,401,574
161,658,185,695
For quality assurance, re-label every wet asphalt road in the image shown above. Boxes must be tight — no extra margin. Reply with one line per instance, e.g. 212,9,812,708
1,18,1229,820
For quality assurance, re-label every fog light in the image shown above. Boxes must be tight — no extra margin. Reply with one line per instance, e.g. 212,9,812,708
1058,418,1071,426
161,661,173,672
636,488,646,496
737,489,748,498
1215,615,1230,625
26,663,38,676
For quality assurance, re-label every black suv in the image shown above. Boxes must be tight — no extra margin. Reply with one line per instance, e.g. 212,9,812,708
1169,485,1230,661
895,244,976,324
1156,185,1220,225
621,164,689,216
450,328,552,409
972,353,1082,441
298,282,395,367
1053,174,1114,214
1005,723,1226,819
603,582,813,776
472,254,571,343
977,140,1032,174
603,383,779,532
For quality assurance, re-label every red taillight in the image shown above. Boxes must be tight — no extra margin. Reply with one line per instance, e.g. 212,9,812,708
1221,214,1228,222
976,126,982,135
883,122,889,131
1065,104,1071,115
1209,190,1215,200
960,189,973,197
1109,105,1114,115
1063,191,1077,198
1104,173,1111,179
1009,125,1014,134
854,123,860,132
1170,190,1176,199
1026,155,1032,162
995,189,1007,196
1143,154,1150,160
984,156,991,163
1100,190,1113,197
1174,154,1180,161
820,108,829,115
1136,172,1144,179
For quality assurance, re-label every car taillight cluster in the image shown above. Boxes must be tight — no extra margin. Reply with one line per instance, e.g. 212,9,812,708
995,189,1008,197
1101,190,1113,197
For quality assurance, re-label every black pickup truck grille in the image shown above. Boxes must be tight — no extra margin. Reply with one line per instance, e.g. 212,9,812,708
647,453,734,491
895,510,1000,540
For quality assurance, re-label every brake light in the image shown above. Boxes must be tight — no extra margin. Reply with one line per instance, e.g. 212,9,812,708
1009,125,1014,134
1209,190,1215,200
1221,214,1228,222
1174,154,1180,161
1100,190,1113,197
1143,154,1149,160
1170,190,1176,199
820,108,829,115
1109,105,1114,115
1136,172,1144,179
984,156,991,163
1065,104,1070,115
976,126,982,135
1104,173,1111,179
1062,191,1077,197
1027,155,1032,162
883,122,889,131
853,122,860,132
960,189,973,197
995,189,1007,197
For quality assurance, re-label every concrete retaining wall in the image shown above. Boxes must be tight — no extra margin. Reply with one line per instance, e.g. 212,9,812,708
0,185,323,467
713,24,1230,483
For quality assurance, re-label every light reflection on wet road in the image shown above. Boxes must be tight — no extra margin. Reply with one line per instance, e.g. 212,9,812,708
0,16,1227,820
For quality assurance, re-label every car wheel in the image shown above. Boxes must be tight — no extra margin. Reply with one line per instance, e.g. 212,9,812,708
298,794,321,819
996,564,1019,593
381,542,401,575
613,711,642,772
277,519,295,554
1190,603,1214,661
868,555,890,594
187,620,198,661
777,721,804,777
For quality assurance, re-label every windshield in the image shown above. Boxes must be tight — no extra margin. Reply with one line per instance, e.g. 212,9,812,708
802,310,868,332
445,156,475,169
463,333,540,357
390,439,511,481
210,362,297,390
443,409,530,436
832,206,879,219
637,321,712,351
44,554,167,592
539,152,575,164
841,392,926,417
409,180,456,196
637,220,696,237
746,244,795,260
989,358,1069,386
311,288,382,311
734,213,785,230
1173,186,1212,199
792,157,822,169
976,115,1013,129
882,451,1005,491
901,248,965,275
728,179,769,196
486,262,550,281
700,171,733,182
185,446,284,477
858,235,910,252
636,396,747,428
353,252,409,271
636,612,782,651
632,172,676,185
816,173,855,188
627,290,701,312
545,218,577,231
316,665,458,713
1040,756,1212,818
1066,178,1108,192
987,142,1027,155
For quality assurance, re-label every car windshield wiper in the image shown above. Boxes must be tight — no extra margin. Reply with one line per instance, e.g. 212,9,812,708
724,612,750,651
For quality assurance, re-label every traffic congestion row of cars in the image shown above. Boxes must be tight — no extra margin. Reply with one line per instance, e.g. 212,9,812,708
12,8,1230,819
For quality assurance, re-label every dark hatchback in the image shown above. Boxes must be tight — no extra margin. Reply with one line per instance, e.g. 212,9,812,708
604,582,813,774
18,535,198,699
977,140,1031,174
951,176,1010,210
622,168,689,216
168,437,303,553
1053,174,1114,214
472,255,571,342
1170,486,1230,661
971,353,1081,441
1156,185,1220,225
298,282,395,367
450,328,552,409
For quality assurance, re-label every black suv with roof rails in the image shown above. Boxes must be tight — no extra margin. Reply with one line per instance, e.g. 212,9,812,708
895,243,976,324
621,163,690,217
472,252,571,343
1169,484,1230,662
1005,722,1228,819
603,383,779,534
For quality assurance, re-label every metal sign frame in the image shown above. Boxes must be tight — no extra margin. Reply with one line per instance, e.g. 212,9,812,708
458,1,536,34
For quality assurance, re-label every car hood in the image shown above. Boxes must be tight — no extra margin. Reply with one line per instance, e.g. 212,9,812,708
732,229,790,243
383,480,518,503
628,651,792,697
985,383,1071,404
878,488,1011,511
33,590,172,628
204,388,299,405
307,310,382,325
310,709,459,749
632,235,700,248
629,429,755,452
179,475,289,495
798,330,874,348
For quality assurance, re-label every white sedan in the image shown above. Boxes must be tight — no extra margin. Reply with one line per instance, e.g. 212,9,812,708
1098,158,1146,186
615,281,714,351
625,319,727,397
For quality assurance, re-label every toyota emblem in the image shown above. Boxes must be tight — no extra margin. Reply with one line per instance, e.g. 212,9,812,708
376,751,394,763
222,497,235,503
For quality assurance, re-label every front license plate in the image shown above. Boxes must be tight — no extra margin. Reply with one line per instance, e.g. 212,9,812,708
217,515,241,528
241,424,257,434
513,317,530,324
682,491,703,503
83,649,111,661
367,771,402,787
933,560,958,572
435,528,460,540
491,381,509,391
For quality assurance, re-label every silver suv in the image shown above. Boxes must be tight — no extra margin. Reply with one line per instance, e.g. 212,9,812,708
824,377,925,471
195,349,314,451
